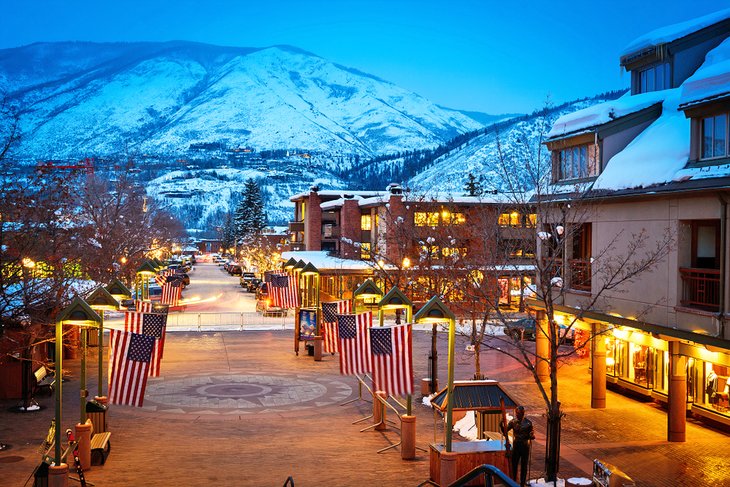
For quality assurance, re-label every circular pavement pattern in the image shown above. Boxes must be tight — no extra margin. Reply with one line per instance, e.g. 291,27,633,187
142,374,353,415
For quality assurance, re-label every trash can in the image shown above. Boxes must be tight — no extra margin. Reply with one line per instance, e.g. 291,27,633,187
86,400,108,433
593,459,635,487
33,462,49,487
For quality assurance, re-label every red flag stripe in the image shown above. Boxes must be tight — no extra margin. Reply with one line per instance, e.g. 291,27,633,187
323,300,352,353
371,324,413,397
338,312,372,375
123,312,166,377
107,330,151,407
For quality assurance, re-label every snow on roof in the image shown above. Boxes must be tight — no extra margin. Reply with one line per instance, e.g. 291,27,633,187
547,90,666,139
289,190,385,202
679,37,730,108
592,89,690,191
319,195,367,210
280,251,374,271
621,8,730,57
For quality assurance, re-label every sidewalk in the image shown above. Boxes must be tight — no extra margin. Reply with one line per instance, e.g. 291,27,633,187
1,329,729,486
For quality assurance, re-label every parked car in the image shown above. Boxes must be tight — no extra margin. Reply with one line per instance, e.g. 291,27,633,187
503,318,574,343
240,272,257,291
255,282,286,317
228,264,242,276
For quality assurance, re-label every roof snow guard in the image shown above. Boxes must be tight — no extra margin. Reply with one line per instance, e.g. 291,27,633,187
430,380,518,412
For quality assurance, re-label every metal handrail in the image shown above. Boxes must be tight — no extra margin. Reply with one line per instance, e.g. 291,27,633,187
448,464,519,487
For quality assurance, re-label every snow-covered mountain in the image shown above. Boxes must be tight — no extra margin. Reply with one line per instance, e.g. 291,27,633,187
0,41,483,160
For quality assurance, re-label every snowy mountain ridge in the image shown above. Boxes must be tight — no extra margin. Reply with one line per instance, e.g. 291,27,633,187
0,41,484,160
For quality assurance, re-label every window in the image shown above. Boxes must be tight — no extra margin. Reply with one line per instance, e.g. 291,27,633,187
361,214,372,231
499,211,535,228
360,242,371,260
499,212,521,227
448,212,466,225
557,144,598,181
701,114,728,160
637,62,670,94
414,211,439,227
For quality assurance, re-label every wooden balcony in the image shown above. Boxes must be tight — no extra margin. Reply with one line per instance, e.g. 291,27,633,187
569,259,591,292
288,221,304,233
680,267,720,311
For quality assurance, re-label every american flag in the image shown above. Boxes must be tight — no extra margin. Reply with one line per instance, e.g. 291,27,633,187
155,270,172,286
161,279,182,306
135,301,153,313
369,324,413,396
322,300,352,353
124,311,168,376
270,272,300,309
337,312,373,375
107,330,155,407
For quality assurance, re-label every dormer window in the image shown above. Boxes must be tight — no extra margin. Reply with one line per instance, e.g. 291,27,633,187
701,113,728,160
556,143,599,182
637,62,670,94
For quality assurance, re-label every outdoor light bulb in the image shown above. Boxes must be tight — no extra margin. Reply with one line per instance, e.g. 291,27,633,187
120,257,127,264
22,258,35,268
378,259,385,267
402,257,411,268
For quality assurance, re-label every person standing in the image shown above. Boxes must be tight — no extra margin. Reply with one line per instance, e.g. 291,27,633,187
504,405,535,486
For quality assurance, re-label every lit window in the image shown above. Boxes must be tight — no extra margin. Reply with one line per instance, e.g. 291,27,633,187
414,212,439,227
450,212,466,225
361,215,372,231
499,212,521,227
360,242,371,260
525,214,537,227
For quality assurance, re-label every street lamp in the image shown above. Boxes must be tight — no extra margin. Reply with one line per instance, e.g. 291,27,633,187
85,286,121,406
377,287,413,414
301,263,319,309
135,260,157,301
53,297,101,482
352,279,383,312
414,295,456,452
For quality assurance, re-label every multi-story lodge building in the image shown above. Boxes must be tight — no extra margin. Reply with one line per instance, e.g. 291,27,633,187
288,184,536,308
541,9,730,438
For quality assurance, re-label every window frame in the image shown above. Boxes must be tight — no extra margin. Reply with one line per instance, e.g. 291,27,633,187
700,113,729,161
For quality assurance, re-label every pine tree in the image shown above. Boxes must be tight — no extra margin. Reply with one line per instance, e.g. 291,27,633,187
234,178,267,245
464,172,483,196
221,213,235,249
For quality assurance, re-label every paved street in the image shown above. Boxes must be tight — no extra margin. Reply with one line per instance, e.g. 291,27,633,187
2,264,730,486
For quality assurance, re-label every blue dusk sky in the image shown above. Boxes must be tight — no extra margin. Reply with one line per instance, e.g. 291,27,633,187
1,0,726,114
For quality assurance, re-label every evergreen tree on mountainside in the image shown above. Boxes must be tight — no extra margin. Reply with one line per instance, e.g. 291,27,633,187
234,179,267,244
221,213,235,250
464,172,484,196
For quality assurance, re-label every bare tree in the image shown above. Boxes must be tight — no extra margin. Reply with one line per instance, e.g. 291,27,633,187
452,108,674,482
77,174,185,284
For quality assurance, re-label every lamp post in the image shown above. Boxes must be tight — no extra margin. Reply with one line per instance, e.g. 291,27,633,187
413,296,456,451
52,297,101,486
135,260,157,301
86,286,123,401
377,287,413,412
352,279,383,313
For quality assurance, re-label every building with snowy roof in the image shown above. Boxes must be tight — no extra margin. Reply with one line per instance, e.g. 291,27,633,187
288,183,536,308
539,9,730,437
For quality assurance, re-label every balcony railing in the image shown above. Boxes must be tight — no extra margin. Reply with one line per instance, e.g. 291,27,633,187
569,259,591,291
680,267,721,311
288,220,304,233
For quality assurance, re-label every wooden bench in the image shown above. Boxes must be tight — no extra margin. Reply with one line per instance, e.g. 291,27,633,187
33,366,54,396
88,420,112,466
